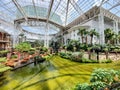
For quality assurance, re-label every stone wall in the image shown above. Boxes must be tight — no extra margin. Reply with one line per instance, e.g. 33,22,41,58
84,52,120,61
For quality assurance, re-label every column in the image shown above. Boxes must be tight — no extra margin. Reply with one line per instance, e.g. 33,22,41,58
98,9,105,45
113,20,118,34
115,21,118,34
46,25,49,48
115,21,119,44
44,24,49,48
113,21,116,32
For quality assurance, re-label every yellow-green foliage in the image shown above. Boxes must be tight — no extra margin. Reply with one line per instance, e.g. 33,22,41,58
15,42,31,52
0,57,6,62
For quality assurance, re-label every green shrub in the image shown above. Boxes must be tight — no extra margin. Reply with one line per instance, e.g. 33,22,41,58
74,69,120,90
15,42,31,52
0,50,9,57
74,83,92,90
71,52,84,62
59,52,71,59
11,55,18,59
81,58,98,63
28,51,35,55
91,81,107,90
90,68,119,84
0,57,6,62
100,59,112,63
30,48,36,51
41,47,48,52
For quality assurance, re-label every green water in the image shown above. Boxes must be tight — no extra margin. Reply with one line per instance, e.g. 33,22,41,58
0,56,120,90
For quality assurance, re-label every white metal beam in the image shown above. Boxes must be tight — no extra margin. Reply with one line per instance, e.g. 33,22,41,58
32,0,37,18
108,3,120,10
12,0,28,21
46,0,54,24
65,0,70,26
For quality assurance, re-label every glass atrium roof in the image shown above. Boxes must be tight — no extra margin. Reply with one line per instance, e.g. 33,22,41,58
0,0,120,28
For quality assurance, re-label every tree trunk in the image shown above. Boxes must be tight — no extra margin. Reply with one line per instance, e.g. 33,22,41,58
86,36,88,45
96,51,99,62
105,51,108,59
81,36,84,43
88,50,91,60
91,36,93,45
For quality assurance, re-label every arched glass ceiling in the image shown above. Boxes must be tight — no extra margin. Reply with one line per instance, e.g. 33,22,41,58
0,0,120,26
21,22,60,35
22,26,59,35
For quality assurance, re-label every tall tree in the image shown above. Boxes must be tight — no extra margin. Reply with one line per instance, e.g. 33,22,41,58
112,33,120,45
77,28,89,44
77,28,86,43
84,30,89,45
89,29,99,45
104,28,114,44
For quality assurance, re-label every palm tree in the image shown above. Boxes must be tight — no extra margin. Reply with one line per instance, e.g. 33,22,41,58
112,33,120,45
104,28,114,44
84,30,89,45
89,29,99,45
77,28,86,43
103,47,109,59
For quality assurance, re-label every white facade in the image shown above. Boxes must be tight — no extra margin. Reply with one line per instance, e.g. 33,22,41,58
63,15,120,45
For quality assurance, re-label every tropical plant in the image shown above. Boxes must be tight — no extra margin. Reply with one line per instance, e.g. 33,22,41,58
74,83,91,90
19,33,26,43
71,52,84,62
87,47,92,60
59,52,71,59
89,29,99,45
0,50,9,57
92,45,101,61
77,28,86,43
91,81,107,90
90,68,120,84
74,68,120,90
103,46,109,59
104,28,115,44
32,40,44,47
67,40,80,51
84,30,89,45
15,42,31,52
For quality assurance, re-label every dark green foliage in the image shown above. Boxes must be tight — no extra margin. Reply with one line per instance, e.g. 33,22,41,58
0,50,9,57
89,29,99,45
79,44,89,51
34,56,46,63
28,51,35,55
66,40,80,51
59,52,71,59
31,40,44,47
